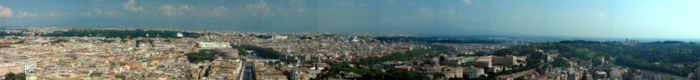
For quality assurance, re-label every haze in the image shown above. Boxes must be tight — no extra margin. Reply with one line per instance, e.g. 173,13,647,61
1,0,699,39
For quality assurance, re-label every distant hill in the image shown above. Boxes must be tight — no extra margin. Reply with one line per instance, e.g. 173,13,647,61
498,40,700,76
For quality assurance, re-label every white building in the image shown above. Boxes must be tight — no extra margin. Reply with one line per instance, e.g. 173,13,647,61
273,35,287,40
196,42,231,49
347,36,359,42
176,32,184,37
21,62,35,73
465,67,487,78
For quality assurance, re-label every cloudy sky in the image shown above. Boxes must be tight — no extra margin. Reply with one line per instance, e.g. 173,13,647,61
1,0,699,39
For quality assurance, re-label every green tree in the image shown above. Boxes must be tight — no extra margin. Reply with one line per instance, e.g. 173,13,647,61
185,49,222,63
15,73,25,80
5,72,15,80
4,72,25,80
432,72,445,79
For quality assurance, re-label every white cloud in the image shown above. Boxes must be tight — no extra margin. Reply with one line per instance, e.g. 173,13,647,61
289,0,306,13
80,12,92,16
93,9,103,15
208,6,228,16
462,0,473,5
16,11,37,18
437,8,480,21
338,2,354,6
0,5,12,18
48,12,68,17
181,5,193,10
49,13,59,16
80,9,123,16
245,0,272,16
160,5,177,16
338,2,368,7
417,6,434,16
591,12,607,18
159,5,194,16
105,11,124,16
240,0,307,17
80,9,99,16
122,0,144,12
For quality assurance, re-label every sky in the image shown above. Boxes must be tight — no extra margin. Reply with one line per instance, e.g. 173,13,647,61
0,0,699,39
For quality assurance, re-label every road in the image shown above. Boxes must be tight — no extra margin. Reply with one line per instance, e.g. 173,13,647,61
239,61,256,80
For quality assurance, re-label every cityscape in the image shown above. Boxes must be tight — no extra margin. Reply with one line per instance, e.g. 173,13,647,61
2,0,700,80
0,28,696,80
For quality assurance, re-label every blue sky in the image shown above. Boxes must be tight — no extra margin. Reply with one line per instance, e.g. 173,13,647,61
0,0,699,39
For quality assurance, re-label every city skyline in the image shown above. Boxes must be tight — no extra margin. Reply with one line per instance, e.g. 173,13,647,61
1,0,700,39
1,0,700,79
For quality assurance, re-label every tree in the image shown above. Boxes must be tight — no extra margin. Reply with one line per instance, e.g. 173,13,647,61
4,72,25,80
5,72,15,80
15,73,25,80
432,72,445,79
501,40,700,76
185,49,223,63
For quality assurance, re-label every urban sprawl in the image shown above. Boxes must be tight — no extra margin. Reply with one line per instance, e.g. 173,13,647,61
0,28,695,80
